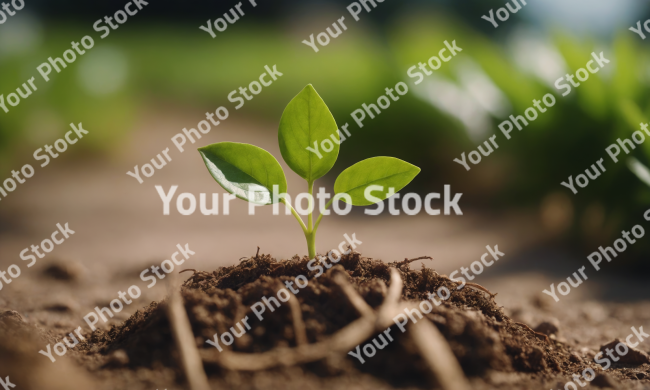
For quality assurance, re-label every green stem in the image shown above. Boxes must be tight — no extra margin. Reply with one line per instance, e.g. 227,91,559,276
305,230,316,259
307,180,314,232
282,198,308,234
306,180,315,258
313,198,334,236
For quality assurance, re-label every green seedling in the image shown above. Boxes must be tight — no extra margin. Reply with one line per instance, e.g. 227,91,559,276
198,85,420,258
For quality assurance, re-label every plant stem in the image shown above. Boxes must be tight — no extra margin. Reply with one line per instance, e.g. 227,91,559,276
282,198,308,234
307,180,314,232
313,198,334,235
307,180,315,258
282,183,321,260
305,230,316,259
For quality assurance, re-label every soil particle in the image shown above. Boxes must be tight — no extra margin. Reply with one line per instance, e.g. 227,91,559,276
105,349,130,367
592,373,619,388
600,339,650,365
0,310,26,324
534,319,560,336
43,302,76,313
42,260,85,281
569,352,582,362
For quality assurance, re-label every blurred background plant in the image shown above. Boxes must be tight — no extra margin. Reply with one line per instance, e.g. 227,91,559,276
2,0,650,267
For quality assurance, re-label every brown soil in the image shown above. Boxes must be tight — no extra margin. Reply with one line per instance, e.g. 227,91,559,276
2,251,650,390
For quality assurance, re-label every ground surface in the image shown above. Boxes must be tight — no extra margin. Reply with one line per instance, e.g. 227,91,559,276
1,249,650,390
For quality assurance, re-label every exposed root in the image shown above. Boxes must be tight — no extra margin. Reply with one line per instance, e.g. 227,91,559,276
408,309,472,390
181,270,215,285
513,322,550,344
396,256,433,270
376,268,403,328
404,256,433,264
255,246,260,258
333,273,374,318
166,279,211,390
287,289,308,346
465,282,498,299
377,269,472,390
269,263,284,272
440,275,497,299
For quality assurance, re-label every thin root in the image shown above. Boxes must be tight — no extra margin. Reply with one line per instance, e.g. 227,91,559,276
375,268,472,390
166,277,211,390
286,283,308,346
179,269,197,275
440,275,497,299
399,256,433,267
376,268,403,328
333,273,375,318
514,322,550,344
465,282,498,299
269,263,284,272
408,307,472,390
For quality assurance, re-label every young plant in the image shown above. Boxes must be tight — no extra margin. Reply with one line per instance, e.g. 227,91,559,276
198,85,420,258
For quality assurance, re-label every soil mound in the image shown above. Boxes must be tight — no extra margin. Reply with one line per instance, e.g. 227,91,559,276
79,251,593,389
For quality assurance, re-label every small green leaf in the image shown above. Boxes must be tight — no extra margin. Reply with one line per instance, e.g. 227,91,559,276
334,157,421,206
198,142,287,205
279,84,339,182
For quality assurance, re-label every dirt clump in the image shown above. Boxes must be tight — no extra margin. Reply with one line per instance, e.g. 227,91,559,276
600,339,650,365
42,260,85,281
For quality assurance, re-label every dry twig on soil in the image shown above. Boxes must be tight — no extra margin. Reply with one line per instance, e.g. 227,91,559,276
375,269,472,390
408,313,472,390
166,277,211,390
376,268,403,328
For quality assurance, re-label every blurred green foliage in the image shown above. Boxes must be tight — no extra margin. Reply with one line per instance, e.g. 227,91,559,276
3,11,650,260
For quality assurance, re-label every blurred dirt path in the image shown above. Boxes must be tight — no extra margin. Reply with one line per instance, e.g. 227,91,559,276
0,105,544,271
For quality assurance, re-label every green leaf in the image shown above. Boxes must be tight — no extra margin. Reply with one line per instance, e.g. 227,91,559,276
198,142,287,205
279,84,339,182
334,157,421,206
